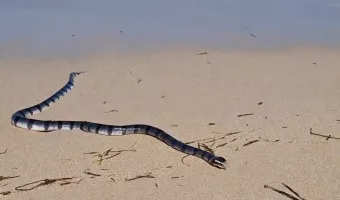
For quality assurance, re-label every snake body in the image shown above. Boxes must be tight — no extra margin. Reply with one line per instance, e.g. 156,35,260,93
11,72,226,169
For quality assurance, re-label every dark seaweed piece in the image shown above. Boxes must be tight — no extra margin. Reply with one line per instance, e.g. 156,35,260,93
15,177,76,191
84,171,101,177
282,183,306,200
125,174,156,181
0,149,7,154
181,155,190,166
0,175,20,181
237,113,254,117
104,109,118,113
243,139,260,147
0,191,11,195
310,128,340,140
264,184,300,200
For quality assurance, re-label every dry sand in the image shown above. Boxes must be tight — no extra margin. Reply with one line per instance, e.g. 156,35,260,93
1,47,340,199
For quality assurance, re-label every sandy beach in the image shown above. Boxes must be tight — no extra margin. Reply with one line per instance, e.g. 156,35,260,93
1,47,340,199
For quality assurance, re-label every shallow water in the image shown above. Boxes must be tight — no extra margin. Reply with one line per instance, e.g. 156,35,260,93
1,0,340,58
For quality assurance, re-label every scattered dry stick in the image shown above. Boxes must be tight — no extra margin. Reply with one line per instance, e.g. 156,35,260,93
0,175,20,182
198,143,214,154
181,155,190,166
171,176,183,179
15,177,76,191
125,174,156,182
216,138,237,148
82,151,99,155
59,179,83,186
85,145,136,165
196,52,208,55
243,139,260,147
0,149,7,154
237,113,254,117
264,183,306,200
84,170,101,177
0,191,11,195
186,131,241,144
309,128,340,140
281,183,306,200
104,110,118,113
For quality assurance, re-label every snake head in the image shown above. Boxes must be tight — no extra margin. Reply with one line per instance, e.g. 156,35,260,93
210,156,227,170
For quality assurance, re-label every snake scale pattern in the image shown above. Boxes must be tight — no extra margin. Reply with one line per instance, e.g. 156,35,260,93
11,72,226,169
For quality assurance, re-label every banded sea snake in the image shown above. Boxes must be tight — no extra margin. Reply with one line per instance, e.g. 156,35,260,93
11,72,226,169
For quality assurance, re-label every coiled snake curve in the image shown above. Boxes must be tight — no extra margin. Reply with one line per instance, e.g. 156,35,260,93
10,72,226,169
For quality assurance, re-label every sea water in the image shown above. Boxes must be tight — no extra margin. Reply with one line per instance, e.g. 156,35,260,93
0,0,339,59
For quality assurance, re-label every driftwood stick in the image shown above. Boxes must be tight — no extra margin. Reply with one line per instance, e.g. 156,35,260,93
310,128,340,140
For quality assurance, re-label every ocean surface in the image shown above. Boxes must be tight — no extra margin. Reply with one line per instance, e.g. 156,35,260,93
1,0,340,58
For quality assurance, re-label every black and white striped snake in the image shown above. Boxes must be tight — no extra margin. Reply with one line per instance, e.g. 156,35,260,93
10,72,226,169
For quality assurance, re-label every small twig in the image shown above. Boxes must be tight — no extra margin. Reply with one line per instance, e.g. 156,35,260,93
84,171,101,177
212,131,240,136
208,123,215,126
243,139,260,147
104,110,118,113
282,183,306,200
137,79,142,84
310,128,340,140
171,124,178,127
82,151,98,155
209,139,216,147
264,184,300,200
198,143,214,154
237,113,254,117
181,155,190,166
186,131,241,144
102,153,121,160
0,175,20,182
216,141,228,148
0,149,7,154
216,138,237,148
262,138,280,143
161,95,166,98
59,179,83,186
125,174,156,182
0,191,11,195
196,52,207,55
15,177,76,191
171,176,183,179
89,145,137,165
